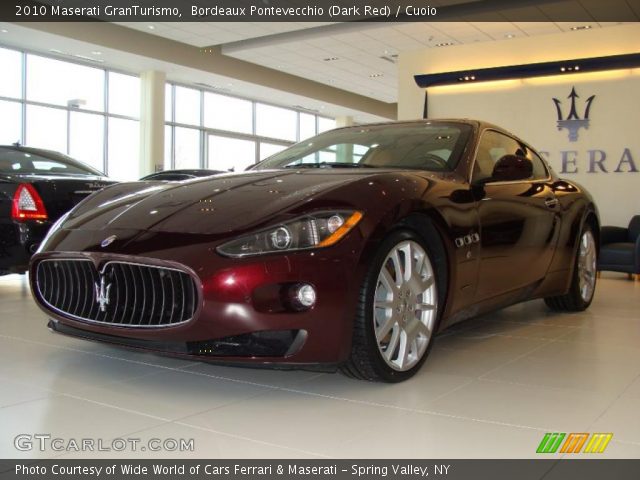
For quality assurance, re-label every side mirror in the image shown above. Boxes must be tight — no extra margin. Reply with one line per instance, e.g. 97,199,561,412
490,154,533,182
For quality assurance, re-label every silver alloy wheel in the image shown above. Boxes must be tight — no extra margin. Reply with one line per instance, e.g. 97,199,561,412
373,240,437,371
577,230,597,302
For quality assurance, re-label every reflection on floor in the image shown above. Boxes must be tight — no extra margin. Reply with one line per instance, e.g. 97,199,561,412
0,273,639,459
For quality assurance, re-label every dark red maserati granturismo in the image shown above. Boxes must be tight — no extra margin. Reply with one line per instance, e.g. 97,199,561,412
29,120,599,382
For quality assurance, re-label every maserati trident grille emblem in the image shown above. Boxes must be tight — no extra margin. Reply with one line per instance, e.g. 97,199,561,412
101,235,117,248
94,275,112,312
552,87,596,142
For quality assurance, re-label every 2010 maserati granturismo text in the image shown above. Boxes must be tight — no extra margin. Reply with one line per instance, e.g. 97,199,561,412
30,120,599,382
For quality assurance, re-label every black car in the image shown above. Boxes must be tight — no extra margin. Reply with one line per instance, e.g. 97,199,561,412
0,145,116,275
140,169,223,181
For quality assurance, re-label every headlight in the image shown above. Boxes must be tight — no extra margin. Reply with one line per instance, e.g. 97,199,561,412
216,210,363,258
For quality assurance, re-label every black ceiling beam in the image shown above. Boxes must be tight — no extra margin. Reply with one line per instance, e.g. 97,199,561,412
414,53,640,88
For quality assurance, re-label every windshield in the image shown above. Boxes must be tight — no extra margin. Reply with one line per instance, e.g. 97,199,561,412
253,122,471,171
0,147,104,176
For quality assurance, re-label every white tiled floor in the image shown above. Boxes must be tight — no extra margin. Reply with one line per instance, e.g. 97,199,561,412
1,273,639,459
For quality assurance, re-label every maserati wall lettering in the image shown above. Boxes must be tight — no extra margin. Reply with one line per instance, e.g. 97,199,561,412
540,87,638,175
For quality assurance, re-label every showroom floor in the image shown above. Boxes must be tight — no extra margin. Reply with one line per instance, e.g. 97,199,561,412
1,273,639,459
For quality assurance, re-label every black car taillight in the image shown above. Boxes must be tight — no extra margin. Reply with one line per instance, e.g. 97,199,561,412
11,183,48,221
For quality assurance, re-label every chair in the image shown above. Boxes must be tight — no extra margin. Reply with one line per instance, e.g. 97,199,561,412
597,215,640,279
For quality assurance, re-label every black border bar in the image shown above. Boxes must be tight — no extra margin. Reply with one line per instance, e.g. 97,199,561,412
1,0,640,22
1,459,640,480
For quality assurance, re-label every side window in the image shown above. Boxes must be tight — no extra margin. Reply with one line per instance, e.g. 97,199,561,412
472,130,524,182
526,148,549,180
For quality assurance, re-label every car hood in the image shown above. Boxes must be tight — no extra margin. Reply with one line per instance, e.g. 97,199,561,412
61,169,411,236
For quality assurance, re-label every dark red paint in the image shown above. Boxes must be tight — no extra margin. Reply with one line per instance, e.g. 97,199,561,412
29,120,599,368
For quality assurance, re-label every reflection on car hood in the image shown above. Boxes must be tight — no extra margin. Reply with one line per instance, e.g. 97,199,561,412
62,169,401,235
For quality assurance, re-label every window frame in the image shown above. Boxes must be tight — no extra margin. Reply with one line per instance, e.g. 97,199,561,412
470,128,551,185
164,81,335,170
0,45,140,177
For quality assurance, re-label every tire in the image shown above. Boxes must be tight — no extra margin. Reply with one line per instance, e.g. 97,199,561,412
341,229,442,382
544,224,597,312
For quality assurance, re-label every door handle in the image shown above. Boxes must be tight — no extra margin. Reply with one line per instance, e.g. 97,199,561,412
544,197,559,209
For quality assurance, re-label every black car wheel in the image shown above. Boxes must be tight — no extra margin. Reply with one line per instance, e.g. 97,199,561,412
545,224,597,312
342,229,442,382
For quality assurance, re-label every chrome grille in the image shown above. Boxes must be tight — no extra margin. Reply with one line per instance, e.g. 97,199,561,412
35,259,198,327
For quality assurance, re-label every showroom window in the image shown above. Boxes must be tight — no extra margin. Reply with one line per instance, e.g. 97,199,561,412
256,103,297,142
0,47,21,99
27,55,105,111
108,117,140,180
174,86,201,126
0,100,22,145
174,127,201,170
108,72,140,118
204,92,252,134
0,46,141,180
25,105,68,153
165,82,335,171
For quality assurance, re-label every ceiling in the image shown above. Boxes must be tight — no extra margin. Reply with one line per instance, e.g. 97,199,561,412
0,21,389,123
117,20,635,103
4,0,638,124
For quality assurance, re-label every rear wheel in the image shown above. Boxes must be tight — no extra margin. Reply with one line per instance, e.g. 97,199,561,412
341,230,440,382
544,224,597,312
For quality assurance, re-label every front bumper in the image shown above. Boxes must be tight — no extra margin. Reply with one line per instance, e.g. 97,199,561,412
48,320,338,372
30,229,367,365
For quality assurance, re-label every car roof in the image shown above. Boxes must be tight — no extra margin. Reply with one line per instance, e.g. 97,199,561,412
331,119,527,145
336,118,472,129
160,169,221,175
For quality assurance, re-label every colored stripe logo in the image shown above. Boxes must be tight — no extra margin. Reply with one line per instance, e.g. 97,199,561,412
537,433,613,454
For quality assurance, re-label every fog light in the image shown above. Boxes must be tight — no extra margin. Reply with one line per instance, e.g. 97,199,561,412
291,283,316,310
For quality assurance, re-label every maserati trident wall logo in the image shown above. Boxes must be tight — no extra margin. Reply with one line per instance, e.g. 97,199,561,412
100,235,117,248
94,275,112,312
552,87,596,142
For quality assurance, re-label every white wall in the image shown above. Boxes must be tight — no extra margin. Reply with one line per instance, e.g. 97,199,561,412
398,24,640,227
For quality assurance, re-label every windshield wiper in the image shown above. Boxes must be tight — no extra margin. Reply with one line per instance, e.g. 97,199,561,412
284,162,377,169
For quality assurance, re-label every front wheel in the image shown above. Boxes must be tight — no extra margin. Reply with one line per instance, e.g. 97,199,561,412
544,224,597,312
341,230,441,382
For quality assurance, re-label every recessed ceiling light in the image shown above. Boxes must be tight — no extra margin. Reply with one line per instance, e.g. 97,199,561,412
571,25,592,31
73,54,104,63
435,42,454,47
147,25,156,30
505,33,515,39
323,57,339,62
91,51,102,55
369,73,384,78
0,29,8,33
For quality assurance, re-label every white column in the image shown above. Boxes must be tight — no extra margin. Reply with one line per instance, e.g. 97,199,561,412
335,116,354,163
335,115,354,128
139,70,166,176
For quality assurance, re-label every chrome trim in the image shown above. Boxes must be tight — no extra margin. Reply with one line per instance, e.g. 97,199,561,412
35,258,198,329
